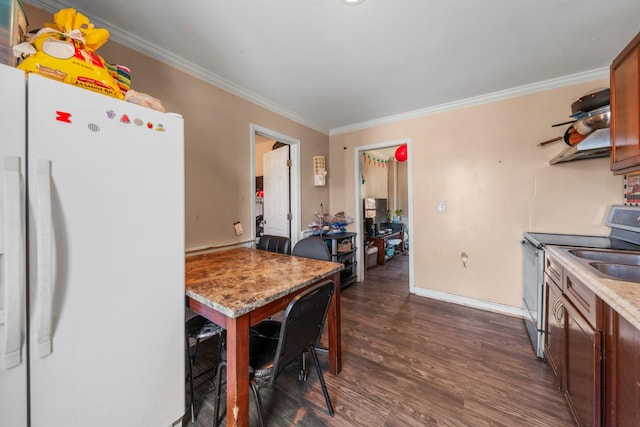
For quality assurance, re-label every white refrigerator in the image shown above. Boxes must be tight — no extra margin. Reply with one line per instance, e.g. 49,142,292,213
0,64,185,426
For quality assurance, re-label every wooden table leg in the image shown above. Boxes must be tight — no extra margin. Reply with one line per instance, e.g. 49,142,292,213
327,271,342,374
225,315,250,427
375,239,385,265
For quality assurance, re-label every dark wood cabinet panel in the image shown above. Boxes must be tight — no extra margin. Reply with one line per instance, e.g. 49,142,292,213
611,32,640,174
564,297,602,427
549,251,640,427
545,276,565,390
603,304,640,427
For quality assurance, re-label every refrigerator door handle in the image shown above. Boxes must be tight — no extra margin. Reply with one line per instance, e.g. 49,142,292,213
1,156,24,368
36,159,53,358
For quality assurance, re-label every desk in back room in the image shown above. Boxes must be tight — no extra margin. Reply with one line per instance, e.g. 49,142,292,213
366,228,404,265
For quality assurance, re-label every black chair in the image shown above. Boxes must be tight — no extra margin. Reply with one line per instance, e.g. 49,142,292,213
291,236,334,362
185,313,225,423
256,234,292,255
291,236,331,261
213,281,336,427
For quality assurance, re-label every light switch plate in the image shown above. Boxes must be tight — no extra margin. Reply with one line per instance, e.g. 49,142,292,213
233,221,244,236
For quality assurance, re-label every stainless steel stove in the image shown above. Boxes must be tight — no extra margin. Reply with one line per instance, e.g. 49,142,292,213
521,205,640,358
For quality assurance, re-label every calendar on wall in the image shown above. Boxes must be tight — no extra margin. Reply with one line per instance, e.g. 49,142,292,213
623,172,640,205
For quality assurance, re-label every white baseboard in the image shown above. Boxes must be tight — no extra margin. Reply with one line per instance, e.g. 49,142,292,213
186,240,253,256
413,287,524,318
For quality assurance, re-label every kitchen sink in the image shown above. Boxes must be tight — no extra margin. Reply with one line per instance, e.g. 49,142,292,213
568,249,640,266
589,262,640,283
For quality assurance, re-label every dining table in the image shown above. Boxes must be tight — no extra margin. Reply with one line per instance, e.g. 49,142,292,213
185,247,344,427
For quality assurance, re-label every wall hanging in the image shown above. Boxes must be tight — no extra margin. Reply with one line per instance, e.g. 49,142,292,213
313,155,327,186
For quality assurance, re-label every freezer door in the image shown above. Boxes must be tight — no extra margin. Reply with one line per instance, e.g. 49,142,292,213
0,64,28,427
27,74,185,426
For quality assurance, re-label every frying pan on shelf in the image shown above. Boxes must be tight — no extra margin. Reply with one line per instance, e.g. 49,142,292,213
563,106,611,146
571,88,610,116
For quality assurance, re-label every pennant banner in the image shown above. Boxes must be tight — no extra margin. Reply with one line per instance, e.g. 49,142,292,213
362,153,389,167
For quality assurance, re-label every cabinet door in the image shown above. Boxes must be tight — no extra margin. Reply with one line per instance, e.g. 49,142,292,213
611,33,640,174
564,297,602,427
604,304,640,427
545,277,565,390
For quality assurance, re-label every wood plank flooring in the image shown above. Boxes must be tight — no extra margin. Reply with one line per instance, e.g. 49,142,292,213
184,254,574,426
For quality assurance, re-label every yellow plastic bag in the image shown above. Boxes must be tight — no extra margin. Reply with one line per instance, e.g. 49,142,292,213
16,8,123,99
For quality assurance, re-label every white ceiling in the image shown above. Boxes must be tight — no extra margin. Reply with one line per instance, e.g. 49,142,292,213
25,1,640,134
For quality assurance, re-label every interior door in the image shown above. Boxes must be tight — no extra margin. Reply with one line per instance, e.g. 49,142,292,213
263,145,290,237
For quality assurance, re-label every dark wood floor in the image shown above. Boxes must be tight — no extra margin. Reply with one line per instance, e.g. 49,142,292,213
184,254,574,426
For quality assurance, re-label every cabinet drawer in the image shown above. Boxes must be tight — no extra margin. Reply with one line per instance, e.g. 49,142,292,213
564,271,602,330
545,252,562,284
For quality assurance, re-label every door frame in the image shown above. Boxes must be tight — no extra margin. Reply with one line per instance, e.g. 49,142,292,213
250,124,301,246
354,138,414,292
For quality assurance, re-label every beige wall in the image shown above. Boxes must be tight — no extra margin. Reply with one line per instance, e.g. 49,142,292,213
361,152,389,198
254,136,274,177
24,5,622,308
24,4,331,251
330,79,621,308
396,160,408,217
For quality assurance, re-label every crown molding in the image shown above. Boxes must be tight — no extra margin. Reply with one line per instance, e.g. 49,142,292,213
24,2,609,138
24,0,330,135
329,67,610,136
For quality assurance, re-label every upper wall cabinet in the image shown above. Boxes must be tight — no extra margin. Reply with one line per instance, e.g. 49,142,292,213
611,33,640,174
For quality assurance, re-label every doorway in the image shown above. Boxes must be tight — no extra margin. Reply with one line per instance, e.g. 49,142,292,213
354,139,413,292
250,124,301,246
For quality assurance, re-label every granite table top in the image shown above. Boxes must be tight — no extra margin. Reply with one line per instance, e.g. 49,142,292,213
546,245,640,331
185,247,343,318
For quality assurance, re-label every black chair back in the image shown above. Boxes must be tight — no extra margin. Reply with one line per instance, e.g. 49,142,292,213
291,236,331,261
270,281,334,384
257,235,291,255
215,280,336,425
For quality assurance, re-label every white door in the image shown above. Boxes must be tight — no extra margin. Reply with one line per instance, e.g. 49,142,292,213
263,146,290,237
0,64,28,427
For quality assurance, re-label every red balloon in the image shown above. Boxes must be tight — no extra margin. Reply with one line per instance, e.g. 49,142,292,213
395,144,408,162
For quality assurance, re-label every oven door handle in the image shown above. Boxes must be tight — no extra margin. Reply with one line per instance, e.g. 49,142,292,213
521,239,540,257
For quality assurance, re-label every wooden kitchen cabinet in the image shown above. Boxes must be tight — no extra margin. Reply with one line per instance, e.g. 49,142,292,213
544,273,565,390
563,292,602,427
611,32,640,174
543,260,604,426
603,303,640,427
562,272,603,427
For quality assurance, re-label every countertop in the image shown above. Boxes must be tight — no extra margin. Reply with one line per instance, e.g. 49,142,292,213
186,247,343,318
546,245,640,330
